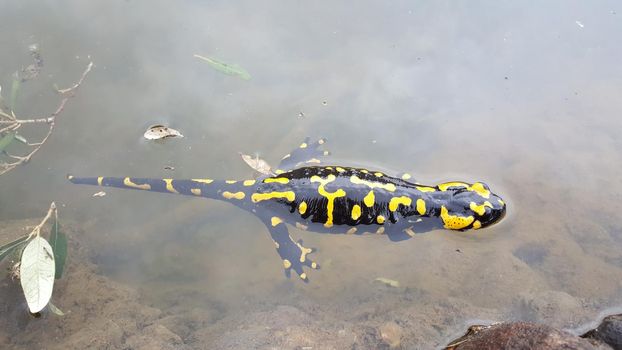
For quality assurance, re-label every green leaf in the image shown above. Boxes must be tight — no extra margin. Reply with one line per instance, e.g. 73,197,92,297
49,219,67,279
10,72,21,112
194,54,251,80
0,235,29,263
48,302,65,316
0,132,16,153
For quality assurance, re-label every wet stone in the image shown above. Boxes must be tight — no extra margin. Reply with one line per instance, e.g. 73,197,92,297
582,314,622,350
379,321,403,348
445,322,610,350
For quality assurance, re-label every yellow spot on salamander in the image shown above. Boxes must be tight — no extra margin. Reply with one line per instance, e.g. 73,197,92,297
416,198,426,215
264,177,290,184
377,215,385,224
374,172,383,177
251,191,296,203
351,205,362,220
299,273,307,280
438,182,469,191
307,158,321,164
299,201,308,214
415,186,436,192
472,220,482,229
401,173,412,180
388,196,412,211
163,179,179,194
440,206,474,230
300,142,308,148
363,190,375,207
310,174,346,228
271,216,283,227
97,176,103,185
438,182,491,199
296,243,312,263
243,179,256,186
192,178,214,184
471,182,491,199
275,169,285,174
336,167,345,172
323,151,330,156
123,177,151,190
311,262,318,269
469,201,493,216
191,188,201,196
283,259,292,268
376,226,385,234
498,199,505,206
225,180,237,184
222,191,245,200
360,169,369,174
346,227,357,234
350,175,396,192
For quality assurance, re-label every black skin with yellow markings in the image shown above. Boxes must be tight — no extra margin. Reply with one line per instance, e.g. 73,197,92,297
68,138,506,282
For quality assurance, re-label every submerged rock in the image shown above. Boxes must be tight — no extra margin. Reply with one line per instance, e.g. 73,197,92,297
582,314,622,350
445,322,610,350
379,321,403,348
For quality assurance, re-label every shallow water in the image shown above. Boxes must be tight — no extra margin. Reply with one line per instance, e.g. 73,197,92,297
1,1,622,348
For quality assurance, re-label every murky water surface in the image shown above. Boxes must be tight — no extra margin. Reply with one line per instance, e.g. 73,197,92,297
1,1,622,348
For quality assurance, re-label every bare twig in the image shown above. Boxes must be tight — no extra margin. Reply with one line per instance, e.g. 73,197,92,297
26,202,57,240
0,62,93,176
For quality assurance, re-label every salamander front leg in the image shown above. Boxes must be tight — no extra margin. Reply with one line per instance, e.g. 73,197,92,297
263,216,319,282
276,137,330,173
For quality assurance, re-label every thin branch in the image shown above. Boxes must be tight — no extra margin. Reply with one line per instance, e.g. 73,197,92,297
27,202,56,239
0,62,93,176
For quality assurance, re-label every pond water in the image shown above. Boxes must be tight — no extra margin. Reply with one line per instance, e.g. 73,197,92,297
1,1,622,349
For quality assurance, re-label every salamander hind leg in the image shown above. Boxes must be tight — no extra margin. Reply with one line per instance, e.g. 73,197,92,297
276,137,330,172
263,215,319,282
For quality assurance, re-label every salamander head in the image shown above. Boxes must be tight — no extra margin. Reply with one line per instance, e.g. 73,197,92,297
437,181,507,230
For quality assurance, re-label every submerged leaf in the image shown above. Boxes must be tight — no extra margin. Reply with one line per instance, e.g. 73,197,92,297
194,54,251,80
143,124,184,140
20,236,55,313
0,132,16,153
49,220,67,279
48,302,65,316
239,152,274,176
10,72,20,112
0,236,29,263
374,277,400,288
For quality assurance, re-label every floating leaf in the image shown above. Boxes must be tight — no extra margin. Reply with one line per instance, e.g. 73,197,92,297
0,236,29,264
48,302,65,316
143,124,184,140
10,72,20,112
239,152,274,176
92,191,106,197
374,277,400,288
20,236,55,313
194,54,251,80
0,132,16,153
49,220,67,279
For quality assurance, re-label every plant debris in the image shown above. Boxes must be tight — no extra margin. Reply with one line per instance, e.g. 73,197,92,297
239,152,274,176
143,124,184,140
194,54,251,80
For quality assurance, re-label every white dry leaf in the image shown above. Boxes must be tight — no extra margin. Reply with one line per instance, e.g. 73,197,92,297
20,236,55,313
92,191,106,197
143,124,184,140
374,277,401,288
239,152,274,176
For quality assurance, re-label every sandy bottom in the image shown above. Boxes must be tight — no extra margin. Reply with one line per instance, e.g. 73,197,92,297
2,203,620,350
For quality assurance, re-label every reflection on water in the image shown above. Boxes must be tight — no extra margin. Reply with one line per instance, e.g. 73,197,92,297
1,0,622,348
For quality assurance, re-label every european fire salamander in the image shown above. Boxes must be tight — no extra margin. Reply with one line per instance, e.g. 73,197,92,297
69,138,506,282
